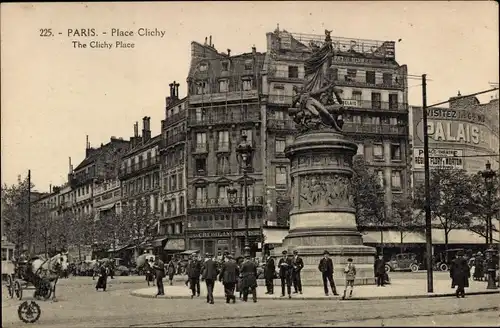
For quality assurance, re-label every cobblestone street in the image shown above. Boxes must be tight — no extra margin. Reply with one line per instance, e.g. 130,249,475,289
2,276,499,327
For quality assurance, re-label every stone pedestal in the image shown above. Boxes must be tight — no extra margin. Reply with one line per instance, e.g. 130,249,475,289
273,130,376,286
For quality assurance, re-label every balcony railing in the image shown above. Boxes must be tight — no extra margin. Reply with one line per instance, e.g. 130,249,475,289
189,112,261,126
343,123,407,135
163,111,187,127
119,155,160,177
216,142,230,152
161,132,186,148
189,90,259,104
189,196,264,208
267,118,296,131
192,143,208,153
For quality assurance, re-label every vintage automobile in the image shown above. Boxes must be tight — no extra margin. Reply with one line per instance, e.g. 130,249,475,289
385,253,421,273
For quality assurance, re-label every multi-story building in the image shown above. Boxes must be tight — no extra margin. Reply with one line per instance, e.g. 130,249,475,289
93,179,122,218
185,37,266,256
410,94,500,184
262,28,410,222
119,118,162,254
159,82,188,255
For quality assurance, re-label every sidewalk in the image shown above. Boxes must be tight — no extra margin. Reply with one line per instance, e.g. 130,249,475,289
130,279,499,301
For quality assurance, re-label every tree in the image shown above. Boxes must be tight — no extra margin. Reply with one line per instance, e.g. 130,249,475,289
466,171,500,243
414,168,472,259
121,197,157,256
392,195,423,254
68,213,97,261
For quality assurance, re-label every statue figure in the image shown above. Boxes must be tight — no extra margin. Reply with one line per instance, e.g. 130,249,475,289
288,28,345,133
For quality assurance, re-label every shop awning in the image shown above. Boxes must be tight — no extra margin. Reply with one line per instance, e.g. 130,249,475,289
431,229,488,244
150,237,167,248
362,230,426,244
164,239,186,251
263,228,288,245
98,203,116,212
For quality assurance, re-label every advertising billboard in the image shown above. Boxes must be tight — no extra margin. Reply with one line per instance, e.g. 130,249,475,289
413,148,464,170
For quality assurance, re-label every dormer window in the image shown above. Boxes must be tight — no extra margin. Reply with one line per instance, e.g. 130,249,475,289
222,62,229,72
219,79,229,93
244,60,253,70
196,81,208,95
199,63,208,72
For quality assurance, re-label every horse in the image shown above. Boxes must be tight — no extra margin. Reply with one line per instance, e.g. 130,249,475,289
31,252,69,302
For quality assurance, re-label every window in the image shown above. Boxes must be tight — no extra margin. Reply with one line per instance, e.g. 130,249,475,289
352,115,362,123
199,63,208,72
275,166,287,185
389,94,399,110
371,92,381,109
171,174,177,190
195,132,207,152
331,68,338,81
376,170,385,187
391,143,401,161
366,71,376,84
218,186,228,202
346,69,357,82
274,110,284,120
222,62,229,71
352,91,362,101
171,199,177,215
195,108,204,122
383,73,393,85
195,187,207,202
219,79,229,93
244,60,253,70
373,143,384,159
217,130,229,151
242,79,252,91
275,139,286,154
196,81,208,95
391,171,402,189
195,158,207,175
217,155,230,175
178,173,183,189
288,66,299,78
241,129,253,145
179,195,185,214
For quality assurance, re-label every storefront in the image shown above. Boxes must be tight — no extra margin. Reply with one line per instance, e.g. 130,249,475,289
188,229,262,257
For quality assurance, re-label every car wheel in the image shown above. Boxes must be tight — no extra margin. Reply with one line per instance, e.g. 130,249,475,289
385,265,391,273
439,263,448,272
410,264,419,272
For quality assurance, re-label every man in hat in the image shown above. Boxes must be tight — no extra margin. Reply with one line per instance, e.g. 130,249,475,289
450,249,470,298
292,250,304,294
278,250,294,298
152,256,165,296
240,252,258,302
318,250,338,296
219,253,239,303
264,253,276,295
474,252,484,281
202,253,218,304
186,253,202,298
374,254,386,287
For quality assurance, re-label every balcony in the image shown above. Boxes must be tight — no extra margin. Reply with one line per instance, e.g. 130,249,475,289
267,118,296,131
188,196,264,209
69,173,95,188
189,90,259,104
189,112,261,127
343,123,407,136
216,142,231,152
161,132,186,149
119,155,160,179
192,143,208,154
335,77,405,90
163,111,187,128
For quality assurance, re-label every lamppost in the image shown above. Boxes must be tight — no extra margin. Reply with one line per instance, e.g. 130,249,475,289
227,186,238,254
235,134,254,256
485,247,498,289
480,161,496,245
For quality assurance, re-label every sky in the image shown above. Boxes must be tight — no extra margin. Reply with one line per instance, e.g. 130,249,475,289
1,1,498,192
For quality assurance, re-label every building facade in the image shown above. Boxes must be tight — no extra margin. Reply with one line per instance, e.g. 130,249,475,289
185,38,266,256
159,82,188,254
410,95,500,184
262,28,410,224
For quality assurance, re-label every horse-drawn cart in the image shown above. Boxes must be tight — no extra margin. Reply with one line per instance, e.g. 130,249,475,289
5,262,52,301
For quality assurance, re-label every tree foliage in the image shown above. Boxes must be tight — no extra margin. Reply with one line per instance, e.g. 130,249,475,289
351,155,386,228
414,168,472,251
392,195,422,252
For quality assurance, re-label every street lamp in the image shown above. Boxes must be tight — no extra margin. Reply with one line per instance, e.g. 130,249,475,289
480,161,496,245
227,186,238,254
485,247,498,289
235,134,254,252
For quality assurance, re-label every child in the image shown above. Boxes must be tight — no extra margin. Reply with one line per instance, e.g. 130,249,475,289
342,258,356,300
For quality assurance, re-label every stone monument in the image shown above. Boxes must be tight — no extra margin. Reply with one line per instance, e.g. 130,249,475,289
275,30,376,286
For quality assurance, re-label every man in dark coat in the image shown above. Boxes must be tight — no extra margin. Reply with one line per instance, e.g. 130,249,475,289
152,257,165,296
264,254,276,295
450,250,470,298
473,252,484,281
292,250,304,294
186,253,202,298
202,253,219,304
219,253,239,303
278,250,294,298
95,263,108,291
240,254,258,302
374,254,386,287
318,250,338,296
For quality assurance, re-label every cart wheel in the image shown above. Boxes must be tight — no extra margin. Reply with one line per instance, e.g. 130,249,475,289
440,263,448,272
6,275,14,298
410,264,419,273
14,280,23,300
384,264,391,273
41,281,52,300
18,301,41,324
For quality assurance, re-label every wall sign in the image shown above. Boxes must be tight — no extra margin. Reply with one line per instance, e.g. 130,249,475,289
413,148,464,170
189,230,261,239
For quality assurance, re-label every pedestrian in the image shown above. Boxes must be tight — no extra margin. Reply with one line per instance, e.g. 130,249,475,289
278,250,293,299
95,263,108,291
292,250,304,294
318,250,339,296
450,250,470,298
236,256,244,299
186,253,202,298
264,254,276,295
374,254,386,287
474,252,484,281
202,253,218,304
152,256,165,296
240,253,258,303
342,258,356,300
167,258,176,286
219,253,239,304
146,258,156,287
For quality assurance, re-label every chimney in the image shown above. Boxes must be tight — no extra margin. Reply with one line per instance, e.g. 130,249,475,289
169,82,174,98
49,184,52,193
173,81,180,99
227,49,231,57
209,35,212,47
86,135,89,149
142,116,151,143
252,45,256,55
204,37,208,45
134,122,139,137
68,157,72,174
